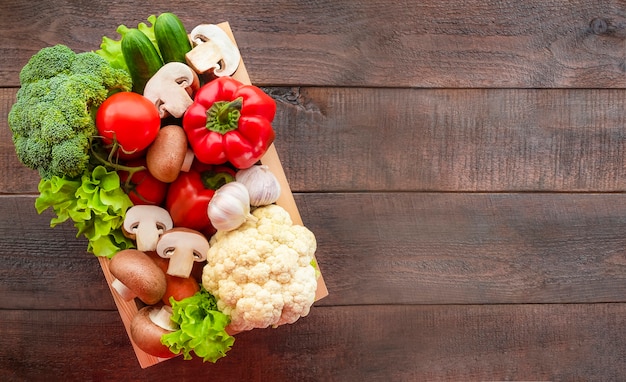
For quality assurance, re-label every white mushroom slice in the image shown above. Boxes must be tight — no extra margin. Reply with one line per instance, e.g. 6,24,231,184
156,227,209,278
123,205,174,252
185,24,241,77
143,62,200,118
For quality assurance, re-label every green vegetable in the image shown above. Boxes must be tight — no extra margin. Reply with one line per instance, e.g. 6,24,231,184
95,15,160,72
154,12,192,64
161,288,235,362
8,44,132,179
121,27,164,94
96,15,164,94
35,165,135,258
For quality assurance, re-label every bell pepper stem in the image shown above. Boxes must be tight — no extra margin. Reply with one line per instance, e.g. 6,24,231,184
206,97,243,134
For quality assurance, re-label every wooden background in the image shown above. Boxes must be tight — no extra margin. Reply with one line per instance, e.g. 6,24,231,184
1,1,626,380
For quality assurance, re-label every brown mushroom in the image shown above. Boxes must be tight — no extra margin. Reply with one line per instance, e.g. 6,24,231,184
109,249,167,305
123,205,173,252
130,305,177,359
185,24,241,77
143,62,200,119
156,227,209,278
146,125,194,183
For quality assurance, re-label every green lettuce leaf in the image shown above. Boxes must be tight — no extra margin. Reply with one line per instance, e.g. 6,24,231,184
35,165,134,258
161,289,235,362
94,15,160,72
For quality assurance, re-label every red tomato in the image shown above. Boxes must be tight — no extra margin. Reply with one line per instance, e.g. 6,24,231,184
96,92,161,156
118,159,169,206
146,251,201,305
161,274,201,306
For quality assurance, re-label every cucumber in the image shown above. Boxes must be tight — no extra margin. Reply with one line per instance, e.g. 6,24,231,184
154,12,192,64
121,28,164,94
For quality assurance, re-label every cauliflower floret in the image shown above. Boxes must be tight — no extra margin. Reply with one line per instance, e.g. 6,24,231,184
202,204,318,332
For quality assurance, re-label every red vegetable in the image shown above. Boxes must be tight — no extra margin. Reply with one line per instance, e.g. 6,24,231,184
96,92,161,158
118,159,169,206
147,251,201,306
165,162,235,238
182,77,276,169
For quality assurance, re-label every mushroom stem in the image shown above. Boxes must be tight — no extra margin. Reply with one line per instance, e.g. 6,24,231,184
136,222,162,252
111,278,136,301
149,305,177,331
167,248,196,278
181,148,195,172
185,40,223,74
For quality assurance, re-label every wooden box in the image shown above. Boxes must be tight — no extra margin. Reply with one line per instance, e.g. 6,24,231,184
98,22,328,368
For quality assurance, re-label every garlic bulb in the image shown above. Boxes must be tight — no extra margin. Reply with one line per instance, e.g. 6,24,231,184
235,165,281,206
208,181,257,231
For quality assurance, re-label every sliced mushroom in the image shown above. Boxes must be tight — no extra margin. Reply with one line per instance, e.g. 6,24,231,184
109,249,167,305
143,62,200,119
185,24,241,77
130,305,177,359
123,205,173,252
156,227,209,278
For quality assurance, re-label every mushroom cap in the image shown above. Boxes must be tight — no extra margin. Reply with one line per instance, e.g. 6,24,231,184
185,24,241,77
143,62,200,118
156,227,209,263
123,205,174,235
109,249,167,305
156,227,210,278
146,125,189,183
130,306,177,359
123,205,174,252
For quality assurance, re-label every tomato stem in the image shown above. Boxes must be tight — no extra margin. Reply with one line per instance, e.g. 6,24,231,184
90,137,146,190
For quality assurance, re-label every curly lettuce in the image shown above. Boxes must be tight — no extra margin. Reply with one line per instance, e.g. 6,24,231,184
35,165,135,257
161,288,235,362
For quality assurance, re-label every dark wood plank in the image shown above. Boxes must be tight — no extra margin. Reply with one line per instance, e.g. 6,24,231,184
2,304,625,381
0,196,116,310
4,193,626,309
272,87,626,192
3,87,626,194
301,192,626,305
0,1,624,88
2,1,625,379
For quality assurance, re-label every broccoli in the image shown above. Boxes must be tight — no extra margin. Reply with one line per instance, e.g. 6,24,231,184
8,44,132,179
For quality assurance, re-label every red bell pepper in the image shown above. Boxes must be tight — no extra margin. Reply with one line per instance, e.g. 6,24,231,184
182,77,276,169
165,161,235,238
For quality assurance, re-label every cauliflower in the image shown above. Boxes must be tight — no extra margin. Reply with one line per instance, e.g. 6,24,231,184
202,204,318,332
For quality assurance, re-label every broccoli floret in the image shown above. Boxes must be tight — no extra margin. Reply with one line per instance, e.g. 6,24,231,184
48,136,91,179
70,51,131,91
19,44,75,84
8,44,132,179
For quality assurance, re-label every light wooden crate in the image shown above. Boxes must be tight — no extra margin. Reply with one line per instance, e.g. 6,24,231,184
98,22,328,368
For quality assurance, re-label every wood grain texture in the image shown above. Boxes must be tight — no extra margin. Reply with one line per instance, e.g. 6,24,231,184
2,304,625,381
3,193,626,309
0,0,624,88
271,87,626,192
2,0,626,379
3,87,626,194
